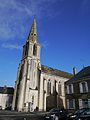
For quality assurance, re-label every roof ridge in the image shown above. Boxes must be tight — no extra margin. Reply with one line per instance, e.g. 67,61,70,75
41,64,72,75
41,65,73,78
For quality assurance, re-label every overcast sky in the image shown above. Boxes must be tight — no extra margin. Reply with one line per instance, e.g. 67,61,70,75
0,0,90,87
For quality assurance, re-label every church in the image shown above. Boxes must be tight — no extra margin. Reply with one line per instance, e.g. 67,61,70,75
12,18,73,112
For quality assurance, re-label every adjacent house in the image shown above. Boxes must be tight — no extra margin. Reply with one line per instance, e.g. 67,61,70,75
0,86,14,110
65,66,90,112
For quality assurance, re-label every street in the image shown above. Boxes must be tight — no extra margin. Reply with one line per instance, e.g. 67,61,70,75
0,110,44,120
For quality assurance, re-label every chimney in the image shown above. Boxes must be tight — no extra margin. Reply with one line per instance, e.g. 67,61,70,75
73,67,76,76
4,85,7,88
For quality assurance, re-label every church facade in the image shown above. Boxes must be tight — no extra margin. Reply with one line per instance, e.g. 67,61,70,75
12,18,73,112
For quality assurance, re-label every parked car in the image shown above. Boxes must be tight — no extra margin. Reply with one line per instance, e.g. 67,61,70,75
67,108,90,120
43,108,68,120
5,106,11,110
0,106,2,110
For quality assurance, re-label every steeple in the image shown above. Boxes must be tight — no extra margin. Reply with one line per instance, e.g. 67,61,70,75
27,17,38,43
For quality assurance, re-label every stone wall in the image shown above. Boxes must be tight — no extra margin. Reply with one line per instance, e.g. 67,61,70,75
39,72,69,111
65,77,90,111
0,94,13,110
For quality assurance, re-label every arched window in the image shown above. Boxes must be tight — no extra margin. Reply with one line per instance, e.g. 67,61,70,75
25,42,29,56
55,80,57,92
22,45,25,57
33,44,37,56
19,64,24,80
58,82,61,95
47,80,51,95
43,78,46,91
32,95,34,104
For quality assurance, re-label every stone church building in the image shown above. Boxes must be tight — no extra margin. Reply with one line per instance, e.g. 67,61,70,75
12,18,73,112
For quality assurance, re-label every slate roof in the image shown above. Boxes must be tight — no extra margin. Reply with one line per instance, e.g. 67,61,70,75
0,87,14,94
65,66,90,84
41,65,73,78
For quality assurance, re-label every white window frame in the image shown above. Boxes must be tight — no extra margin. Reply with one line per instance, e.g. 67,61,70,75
67,99,75,109
66,85,69,94
88,99,90,108
79,81,88,93
79,99,90,109
79,99,83,109
66,84,74,94
66,99,69,109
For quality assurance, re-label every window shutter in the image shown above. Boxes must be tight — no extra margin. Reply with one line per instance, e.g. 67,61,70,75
67,99,69,109
88,99,90,108
79,99,83,109
79,83,83,93
86,82,88,92
72,84,74,93
73,99,75,109
67,85,69,94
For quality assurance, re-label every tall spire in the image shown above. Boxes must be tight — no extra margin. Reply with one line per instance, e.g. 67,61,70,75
27,17,38,43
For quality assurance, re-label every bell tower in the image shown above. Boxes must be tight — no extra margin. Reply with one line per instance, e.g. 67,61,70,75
22,17,40,60
12,17,41,111
22,17,41,89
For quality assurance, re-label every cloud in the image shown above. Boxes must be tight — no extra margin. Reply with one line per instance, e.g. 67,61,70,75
1,44,22,50
41,41,49,49
0,0,64,41
0,23,16,40
0,0,33,16
0,0,61,17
